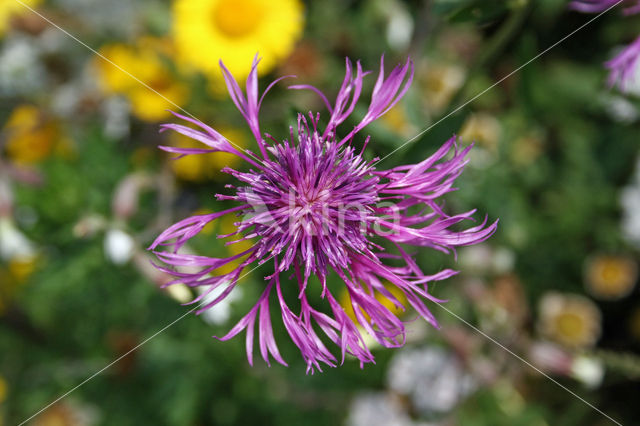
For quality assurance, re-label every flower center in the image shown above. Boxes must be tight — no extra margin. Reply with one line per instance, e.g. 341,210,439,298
555,312,585,339
213,0,263,39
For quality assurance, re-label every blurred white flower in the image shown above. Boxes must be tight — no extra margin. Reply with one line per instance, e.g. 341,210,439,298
346,393,412,426
385,3,413,51
102,96,131,140
570,355,604,389
197,284,242,325
603,95,639,123
621,157,640,247
387,347,475,415
623,58,640,98
529,342,604,389
0,217,35,261
0,36,46,96
103,228,135,265
53,0,137,37
459,245,515,275
165,283,192,304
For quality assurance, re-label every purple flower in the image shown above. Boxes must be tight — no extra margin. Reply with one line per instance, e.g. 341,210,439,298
605,36,640,91
149,55,497,372
570,0,640,14
571,0,640,91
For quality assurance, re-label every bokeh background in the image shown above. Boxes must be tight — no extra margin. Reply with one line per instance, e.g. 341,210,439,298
1,0,640,424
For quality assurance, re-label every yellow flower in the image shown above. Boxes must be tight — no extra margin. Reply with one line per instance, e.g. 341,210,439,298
95,38,189,122
0,0,41,37
340,282,407,325
0,257,37,316
169,127,246,181
459,113,502,151
2,105,61,165
420,62,465,113
584,254,637,301
172,0,304,81
0,375,6,404
538,292,601,349
380,105,416,137
510,133,544,166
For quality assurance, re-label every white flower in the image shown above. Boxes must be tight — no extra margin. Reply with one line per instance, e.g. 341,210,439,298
620,156,640,247
387,347,475,414
0,36,46,96
385,2,413,51
570,356,604,389
0,217,35,261
603,95,639,123
197,284,242,325
347,393,412,426
103,228,136,265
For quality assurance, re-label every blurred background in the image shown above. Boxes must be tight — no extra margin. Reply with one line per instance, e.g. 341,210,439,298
1,0,640,424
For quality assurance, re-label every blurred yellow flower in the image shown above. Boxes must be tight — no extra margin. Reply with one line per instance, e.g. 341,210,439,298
0,258,38,316
459,113,502,150
95,38,188,122
214,214,254,280
172,0,304,81
584,254,637,301
0,0,41,37
7,256,37,282
420,62,465,113
170,127,246,182
0,375,6,403
340,282,407,325
538,292,601,349
2,105,65,165
510,133,544,166
380,105,416,137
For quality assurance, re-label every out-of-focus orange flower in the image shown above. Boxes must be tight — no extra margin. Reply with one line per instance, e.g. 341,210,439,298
584,254,637,300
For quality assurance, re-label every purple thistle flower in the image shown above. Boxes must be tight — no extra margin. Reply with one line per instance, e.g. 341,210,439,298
569,0,640,15
605,36,640,91
571,0,640,91
149,55,498,373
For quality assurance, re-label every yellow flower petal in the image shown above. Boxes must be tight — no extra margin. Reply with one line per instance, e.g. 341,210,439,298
0,375,6,404
3,105,58,164
95,38,189,122
0,0,41,37
173,0,304,80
